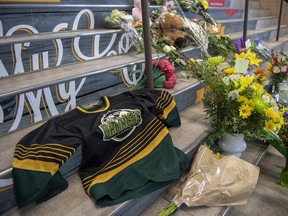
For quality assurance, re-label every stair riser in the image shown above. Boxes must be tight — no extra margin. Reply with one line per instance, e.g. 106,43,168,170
221,18,279,34
248,9,271,18
185,8,244,20
230,0,260,9
269,26,288,40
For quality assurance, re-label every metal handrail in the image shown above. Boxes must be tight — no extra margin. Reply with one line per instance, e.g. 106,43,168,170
243,0,250,42
276,0,285,41
141,0,153,89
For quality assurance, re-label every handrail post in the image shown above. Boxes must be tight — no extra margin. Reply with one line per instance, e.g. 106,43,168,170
243,0,250,42
276,0,284,41
141,0,154,89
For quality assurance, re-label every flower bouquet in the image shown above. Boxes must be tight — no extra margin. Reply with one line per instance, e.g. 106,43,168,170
184,52,284,143
177,0,217,26
158,145,260,216
104,9,144,52
267,51,288,86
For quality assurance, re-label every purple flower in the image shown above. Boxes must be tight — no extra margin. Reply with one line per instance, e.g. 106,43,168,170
245,66,256,76
283,112,288,119
234,42,241,54
240,37,245,48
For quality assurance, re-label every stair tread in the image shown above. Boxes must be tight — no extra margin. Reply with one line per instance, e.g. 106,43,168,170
0,45,201,99
0,52,157,99
4,90,209,216
228,24,288,39
0,29,122,46
217,16,278,23
143,140,268,216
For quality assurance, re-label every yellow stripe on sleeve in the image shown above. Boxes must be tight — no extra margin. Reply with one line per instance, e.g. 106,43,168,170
158,99,176,120
13,158,59,175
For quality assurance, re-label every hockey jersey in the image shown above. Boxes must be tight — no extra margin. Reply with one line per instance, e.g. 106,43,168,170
12,89,188,208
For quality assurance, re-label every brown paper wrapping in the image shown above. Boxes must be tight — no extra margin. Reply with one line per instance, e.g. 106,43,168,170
173,145,260,207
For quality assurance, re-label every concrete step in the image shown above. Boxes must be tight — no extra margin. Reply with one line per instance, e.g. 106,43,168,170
230,0,261,9
0,52,150,99
265,34,288,53
218,16,278,34
185,8,244,20
143,139,268,216
0,29,122,46
249,9,271,18
228,25,288,42
0,78,207,215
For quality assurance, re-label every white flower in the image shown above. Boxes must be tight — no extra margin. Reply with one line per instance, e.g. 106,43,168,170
281,66,287,72
171,46,176,51
273,66,280,74
229,74,241,82
222,76,230,85
228,90,239,100
262,95,271,104
163,45,172,53
273,105,279,112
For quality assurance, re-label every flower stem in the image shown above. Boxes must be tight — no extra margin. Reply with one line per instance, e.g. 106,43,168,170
280,157,288,188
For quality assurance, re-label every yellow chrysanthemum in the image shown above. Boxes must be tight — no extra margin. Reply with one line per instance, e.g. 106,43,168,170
238,75,254,92
239,105,253,119
265,120,275,131
200,0,209,9
264,108,278,121
237,96,248,103
223,68,237,74
243,99,254,109
248,52,262,67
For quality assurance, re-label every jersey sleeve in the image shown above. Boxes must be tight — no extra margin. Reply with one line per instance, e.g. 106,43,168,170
133,89,181,127
12,119,82,208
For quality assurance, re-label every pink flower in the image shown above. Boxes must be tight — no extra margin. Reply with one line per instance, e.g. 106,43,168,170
157,59,171,70
273,66,280,74
162,64,176,74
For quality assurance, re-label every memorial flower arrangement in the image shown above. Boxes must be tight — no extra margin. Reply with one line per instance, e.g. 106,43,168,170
177,0,217,26
184,53,284,142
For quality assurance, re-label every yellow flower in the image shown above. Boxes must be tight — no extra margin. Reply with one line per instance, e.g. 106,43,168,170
267,62,273,70
238,75,254,92
237,96,248,103
264,108,278,121
248,52,262,67
251,83,263,96
200,0,209,9
208,56,224,65
216,35,221,40
223,68,237,74
188,58,195,64
235,50,250,59
239,105,253,119
265,120,275,131
243,99,254,109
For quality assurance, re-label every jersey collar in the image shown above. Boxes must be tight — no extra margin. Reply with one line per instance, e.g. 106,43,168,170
76,96,110,113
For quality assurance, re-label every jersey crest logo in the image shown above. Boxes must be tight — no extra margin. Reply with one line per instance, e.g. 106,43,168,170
99,109,142,142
